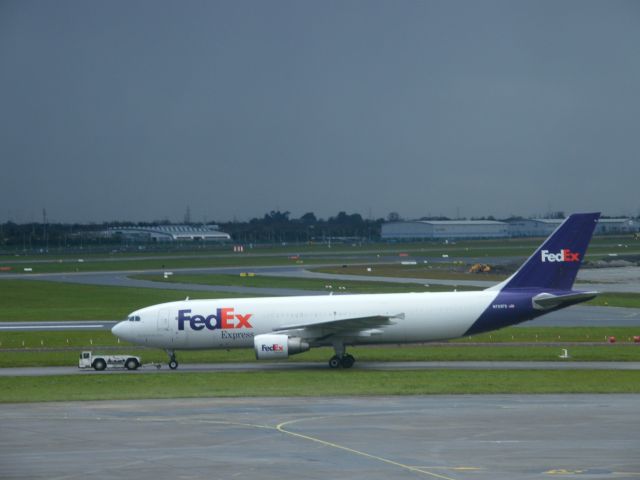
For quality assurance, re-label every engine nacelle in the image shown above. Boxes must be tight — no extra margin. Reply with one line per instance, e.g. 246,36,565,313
254,334,310,360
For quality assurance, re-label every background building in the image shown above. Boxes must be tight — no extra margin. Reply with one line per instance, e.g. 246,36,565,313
507,219,563,238
383,217,636,240
381,220,509,240
107,225,231,242
509,218,636,237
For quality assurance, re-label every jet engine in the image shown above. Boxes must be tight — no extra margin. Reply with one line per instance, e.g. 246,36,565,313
254,334,310,360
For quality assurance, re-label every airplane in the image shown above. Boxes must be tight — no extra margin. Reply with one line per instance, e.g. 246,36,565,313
111,212,600,369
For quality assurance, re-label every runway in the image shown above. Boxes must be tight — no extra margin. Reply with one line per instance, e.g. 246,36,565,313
0,320,119,331
2,360,640,377
1,395,638,479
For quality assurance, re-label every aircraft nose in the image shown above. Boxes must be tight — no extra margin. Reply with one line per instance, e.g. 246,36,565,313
111,320,129,339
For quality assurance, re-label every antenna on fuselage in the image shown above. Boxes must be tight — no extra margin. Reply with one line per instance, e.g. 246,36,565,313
185,296,190,301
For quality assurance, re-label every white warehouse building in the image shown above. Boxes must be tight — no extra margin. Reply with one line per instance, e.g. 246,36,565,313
509,218,636,237
383,217,636,240
381,220,509,240
107,225,231,242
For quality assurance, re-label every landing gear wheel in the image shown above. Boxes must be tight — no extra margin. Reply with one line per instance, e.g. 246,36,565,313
340,354,355,369
166,350,178,370
328,355,341,369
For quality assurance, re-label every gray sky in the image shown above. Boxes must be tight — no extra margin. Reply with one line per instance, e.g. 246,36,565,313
1,1,639,223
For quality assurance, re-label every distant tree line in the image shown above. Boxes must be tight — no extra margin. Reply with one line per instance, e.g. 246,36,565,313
219,210,383,244
0,210,385,250
0,221,131,251
0,210,634,251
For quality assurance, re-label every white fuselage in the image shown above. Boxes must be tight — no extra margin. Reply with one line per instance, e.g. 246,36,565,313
113,290,502,350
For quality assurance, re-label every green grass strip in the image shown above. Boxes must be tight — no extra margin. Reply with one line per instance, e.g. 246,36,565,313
2,344,640,368
313,264,507,282
1,369,639,403
0,255,359,274
457,326,640,343
131,273,448,294
586,292,640,309
0,279,250,321
311,268,640,309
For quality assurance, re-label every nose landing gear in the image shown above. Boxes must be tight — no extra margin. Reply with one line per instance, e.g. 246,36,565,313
166,350,179,370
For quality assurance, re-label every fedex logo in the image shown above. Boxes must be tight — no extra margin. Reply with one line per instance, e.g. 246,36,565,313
261,344,284,352
541,249,580,263
178,308,253,331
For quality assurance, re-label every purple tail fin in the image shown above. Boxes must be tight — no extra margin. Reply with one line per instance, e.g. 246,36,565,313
493,213,600,291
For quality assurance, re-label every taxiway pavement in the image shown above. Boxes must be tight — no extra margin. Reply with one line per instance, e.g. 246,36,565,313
2,361,640,377
1,395,638,480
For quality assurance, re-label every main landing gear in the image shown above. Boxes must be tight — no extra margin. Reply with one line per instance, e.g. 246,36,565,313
328,343,355,369
329,354,355,369
166,350,179,370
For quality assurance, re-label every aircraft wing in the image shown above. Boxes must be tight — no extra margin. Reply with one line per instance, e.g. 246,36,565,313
273,313,404,340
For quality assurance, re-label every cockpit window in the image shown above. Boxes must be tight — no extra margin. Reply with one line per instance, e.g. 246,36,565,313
127,315,141,322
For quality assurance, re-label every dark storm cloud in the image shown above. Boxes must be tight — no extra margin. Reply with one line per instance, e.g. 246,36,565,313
1,0,639,222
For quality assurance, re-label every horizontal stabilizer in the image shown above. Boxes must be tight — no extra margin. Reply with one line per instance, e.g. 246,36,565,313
532,291,598,311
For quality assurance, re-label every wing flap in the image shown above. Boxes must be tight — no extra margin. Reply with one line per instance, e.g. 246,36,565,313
273,313,404,338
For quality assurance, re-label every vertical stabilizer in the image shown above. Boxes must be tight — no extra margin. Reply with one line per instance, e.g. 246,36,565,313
490,213,600,292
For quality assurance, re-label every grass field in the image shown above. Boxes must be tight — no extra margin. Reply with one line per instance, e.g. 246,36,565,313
131,273,462,293
312,266,640,308
0,279,252,321
2,332,640,368
584,292,640,308
1,240,639,402
3,233,638,275
0,254,349,274
314,264,509,281
0,276,469,322
3,345,640,368
1,275,637,325
2,233,635,257
1,369,639,403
